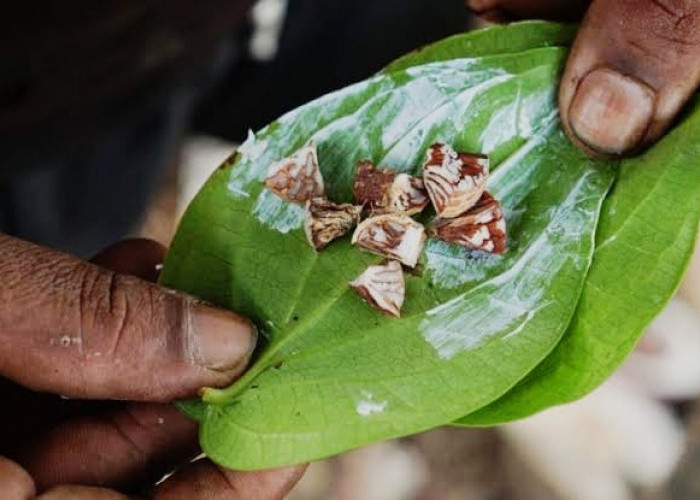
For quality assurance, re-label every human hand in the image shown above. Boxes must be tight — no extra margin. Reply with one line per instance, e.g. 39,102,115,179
468,0,700,157
0,234,305,498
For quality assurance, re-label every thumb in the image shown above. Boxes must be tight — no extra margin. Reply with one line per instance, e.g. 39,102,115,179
560,0,700,156
0,233,256,402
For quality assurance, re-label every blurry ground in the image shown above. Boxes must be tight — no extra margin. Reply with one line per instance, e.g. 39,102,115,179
134,137,700,500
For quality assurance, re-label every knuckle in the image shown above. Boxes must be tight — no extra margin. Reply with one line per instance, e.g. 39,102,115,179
75,264,116,332
76,265,188,361
73,265,140,356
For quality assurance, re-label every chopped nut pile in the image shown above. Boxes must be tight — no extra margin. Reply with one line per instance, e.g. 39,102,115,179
264,141,507,317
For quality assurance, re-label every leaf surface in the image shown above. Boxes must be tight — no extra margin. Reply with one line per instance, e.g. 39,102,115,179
385,20,700,427
461,97,700,424
161,22,700,468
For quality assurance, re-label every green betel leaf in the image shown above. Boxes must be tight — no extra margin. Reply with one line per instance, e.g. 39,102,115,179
460,96,700,425
160,22,700,469
386,20,576,73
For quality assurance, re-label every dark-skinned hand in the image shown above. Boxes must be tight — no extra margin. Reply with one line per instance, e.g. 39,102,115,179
468,0,700,157
0,234,305,499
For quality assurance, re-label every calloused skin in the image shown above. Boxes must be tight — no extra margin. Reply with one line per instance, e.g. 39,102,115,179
2,1,697,497
469,0,700,157
0,235,305,499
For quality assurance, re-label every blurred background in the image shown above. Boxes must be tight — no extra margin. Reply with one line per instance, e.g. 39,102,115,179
3,1,700,498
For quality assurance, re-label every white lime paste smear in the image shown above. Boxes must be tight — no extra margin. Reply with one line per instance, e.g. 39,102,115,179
356,391,388,417
421,169,602,359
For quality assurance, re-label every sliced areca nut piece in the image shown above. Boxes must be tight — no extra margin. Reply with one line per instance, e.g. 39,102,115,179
422,143,489,218
429,192,506,254
383,173,430,215
351,213,426,268
353,161,429,215
354,160,395,209
349,260,405,317
265,142,325,203
304,197,362,251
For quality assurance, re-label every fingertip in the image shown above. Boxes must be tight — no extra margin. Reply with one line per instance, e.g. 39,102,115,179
558,0,700,158
565,67,655,156
81,293,258,402
220,464,308,499
0,456,36,499
141,298,258,401
189,303,258,376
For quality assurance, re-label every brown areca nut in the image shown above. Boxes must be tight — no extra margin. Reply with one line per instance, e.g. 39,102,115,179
304,198,362,251
422,143,489,218
351,213,426,268
353,161,428,216
349,260,405,317
429,192,506,255
265,142,325,203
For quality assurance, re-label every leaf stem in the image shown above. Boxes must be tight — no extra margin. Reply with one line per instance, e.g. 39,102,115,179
202,340,288,404
202,364,268,404
201,316,310,404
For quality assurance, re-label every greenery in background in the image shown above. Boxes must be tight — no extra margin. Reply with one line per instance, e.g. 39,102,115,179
161,21,700,469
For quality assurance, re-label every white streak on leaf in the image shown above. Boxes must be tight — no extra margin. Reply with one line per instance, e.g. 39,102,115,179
227,182,251,199
356,391,388,417
252,190,305,233
379,73,513,169
239,130,269,162
424,239,501,288
421,169,599,359
489,114,557,203
480,90,521,154
227,131,270,198
479,88,554,154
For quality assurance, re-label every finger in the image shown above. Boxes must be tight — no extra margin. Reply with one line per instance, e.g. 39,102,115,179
18,403,198,493
560,0,700,156
1,240,167,455
2,239,171,454
1,238,167,453
467,0,589,21
153,460,307,500
0,232,256,402
38,485,128,500
91,238,166,282
0,456,35,499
